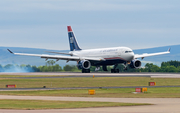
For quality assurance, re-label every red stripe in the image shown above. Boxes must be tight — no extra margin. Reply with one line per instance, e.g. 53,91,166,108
104,57,125,61
67,26,72,32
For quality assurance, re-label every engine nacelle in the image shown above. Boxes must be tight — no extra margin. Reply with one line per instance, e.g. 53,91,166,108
77,60,91,69
129,59,141,69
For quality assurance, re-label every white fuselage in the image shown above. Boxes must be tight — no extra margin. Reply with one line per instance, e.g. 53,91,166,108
70,47,134,62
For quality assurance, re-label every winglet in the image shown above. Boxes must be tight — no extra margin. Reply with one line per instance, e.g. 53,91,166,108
7,49,14,54
168,48,171,52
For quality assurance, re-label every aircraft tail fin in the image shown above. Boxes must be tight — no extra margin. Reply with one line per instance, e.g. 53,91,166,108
67,26,81,51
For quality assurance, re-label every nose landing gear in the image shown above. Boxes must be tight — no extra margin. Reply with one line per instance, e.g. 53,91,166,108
111,69,119,73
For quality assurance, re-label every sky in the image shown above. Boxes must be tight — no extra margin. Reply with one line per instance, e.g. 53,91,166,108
0,0,180,50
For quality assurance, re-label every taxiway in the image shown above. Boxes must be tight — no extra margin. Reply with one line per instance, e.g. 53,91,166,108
0,95,179,113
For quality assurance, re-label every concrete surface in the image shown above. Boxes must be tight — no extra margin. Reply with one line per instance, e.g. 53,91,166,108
0,95,179,113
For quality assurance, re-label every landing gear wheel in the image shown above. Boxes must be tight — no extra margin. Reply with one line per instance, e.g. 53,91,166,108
82,69,90,73
123,67,127,71
111,69,115,73
111,69,119,73
115,69,119,73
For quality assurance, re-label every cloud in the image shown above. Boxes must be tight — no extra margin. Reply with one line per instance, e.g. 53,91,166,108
0,0,179,50
0,0,178,13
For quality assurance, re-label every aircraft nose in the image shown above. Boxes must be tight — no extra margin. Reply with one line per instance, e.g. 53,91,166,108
128,52,134,61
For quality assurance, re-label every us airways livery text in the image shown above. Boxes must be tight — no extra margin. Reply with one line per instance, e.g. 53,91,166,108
8,26,170,73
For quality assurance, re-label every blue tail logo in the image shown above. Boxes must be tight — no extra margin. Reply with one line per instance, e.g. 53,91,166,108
67,26,82,51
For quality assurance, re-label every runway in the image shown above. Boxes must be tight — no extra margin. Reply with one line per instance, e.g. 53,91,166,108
0,95,180,113
1,72,180,78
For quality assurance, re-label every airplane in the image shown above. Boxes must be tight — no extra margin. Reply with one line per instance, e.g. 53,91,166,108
7,26,170,73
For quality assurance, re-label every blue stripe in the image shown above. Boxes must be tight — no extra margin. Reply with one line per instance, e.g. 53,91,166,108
68,32,81,51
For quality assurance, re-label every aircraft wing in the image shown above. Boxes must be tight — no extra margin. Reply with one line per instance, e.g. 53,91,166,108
45,51,73,56
7,49,104,61
134,48,170,59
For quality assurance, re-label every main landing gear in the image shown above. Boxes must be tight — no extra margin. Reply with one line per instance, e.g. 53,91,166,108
111,64,119,73
82,69,90,73
111,69,119,73
123,62,128,71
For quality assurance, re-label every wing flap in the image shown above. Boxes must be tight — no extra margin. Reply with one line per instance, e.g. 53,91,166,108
45,51,73,56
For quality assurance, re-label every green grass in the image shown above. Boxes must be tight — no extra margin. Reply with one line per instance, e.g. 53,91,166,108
0,76,177,109
0,87,180,98
0,76,180,98
0,99,148,110
0,77,180,88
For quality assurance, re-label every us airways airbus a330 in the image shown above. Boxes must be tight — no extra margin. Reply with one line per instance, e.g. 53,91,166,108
7,26,170,73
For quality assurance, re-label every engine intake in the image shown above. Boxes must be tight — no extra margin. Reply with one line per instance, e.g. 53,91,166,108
129,59,141,69
77,60,91,69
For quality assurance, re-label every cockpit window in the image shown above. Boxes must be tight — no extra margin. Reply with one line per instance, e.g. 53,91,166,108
125,51,133,53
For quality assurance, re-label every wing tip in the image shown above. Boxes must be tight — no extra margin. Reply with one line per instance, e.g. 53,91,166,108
168,48,171,52
7,49,14,54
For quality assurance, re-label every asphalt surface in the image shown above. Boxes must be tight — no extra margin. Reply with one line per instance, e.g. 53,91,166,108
0,95,180,113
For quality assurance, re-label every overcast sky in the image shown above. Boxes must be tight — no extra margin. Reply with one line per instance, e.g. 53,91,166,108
0,0,180,50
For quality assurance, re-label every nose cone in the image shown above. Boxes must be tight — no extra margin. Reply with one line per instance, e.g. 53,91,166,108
131,52,135,59
126,52,134,61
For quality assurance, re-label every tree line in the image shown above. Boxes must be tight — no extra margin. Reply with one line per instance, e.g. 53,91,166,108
124,60,180,72
0,60,180,73
0,60,80,72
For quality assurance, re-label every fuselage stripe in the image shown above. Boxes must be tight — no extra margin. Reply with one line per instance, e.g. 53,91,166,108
104,57,126,61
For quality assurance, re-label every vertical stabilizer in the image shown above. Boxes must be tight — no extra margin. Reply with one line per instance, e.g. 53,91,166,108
67,26,81,51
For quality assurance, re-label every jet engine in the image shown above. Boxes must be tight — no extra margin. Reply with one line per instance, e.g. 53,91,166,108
129,59,141,69
77,60,91,69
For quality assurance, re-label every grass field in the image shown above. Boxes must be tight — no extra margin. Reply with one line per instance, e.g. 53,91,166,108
0,77,180,88
0,87,180,98
0,99,148,110
1,75,179,109
0,76,180,98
